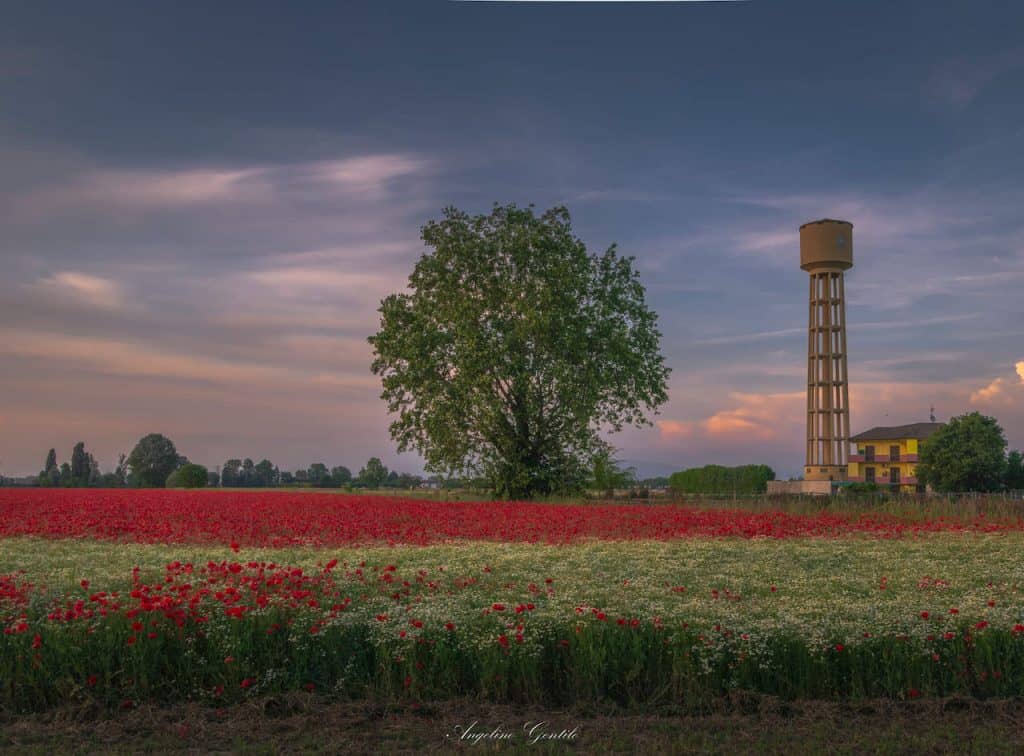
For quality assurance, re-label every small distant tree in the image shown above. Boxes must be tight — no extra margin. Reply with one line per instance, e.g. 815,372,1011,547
126,433,181,488
590,449,636,497
241,458,256,486
39,448,60,487
397,472,421,489
87,452,101,485
99,472,123,487
221,459,242,487
114,453,129,486
308,463,330,486
358,457,389,489
166,463,208,488
207,470,221,487
69,442,87,484
1005,450,1024,491
255,459,277,487
916,412,1007,493
331,466,352,486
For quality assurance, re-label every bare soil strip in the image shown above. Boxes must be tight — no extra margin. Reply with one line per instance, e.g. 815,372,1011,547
3,695,1024,754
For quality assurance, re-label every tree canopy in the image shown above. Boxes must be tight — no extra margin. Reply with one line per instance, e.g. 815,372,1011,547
590,449,637,496
916,412,1007,492
166,463,208,488
358,457,389,489
126,433,181,488
369,204,669,499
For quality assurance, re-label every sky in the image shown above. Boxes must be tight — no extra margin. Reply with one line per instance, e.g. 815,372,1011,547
2,0,1023,479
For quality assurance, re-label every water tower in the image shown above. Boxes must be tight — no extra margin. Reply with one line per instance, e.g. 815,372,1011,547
800,219,853,481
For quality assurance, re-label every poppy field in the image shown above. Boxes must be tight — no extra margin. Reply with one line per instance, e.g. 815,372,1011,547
2,489,1021,546
2,489,1024,713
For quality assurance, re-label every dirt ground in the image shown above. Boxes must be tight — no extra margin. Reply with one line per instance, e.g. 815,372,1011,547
2,695,1024,754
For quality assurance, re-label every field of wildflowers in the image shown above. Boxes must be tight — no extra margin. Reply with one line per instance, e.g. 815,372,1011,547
1,490,1023,712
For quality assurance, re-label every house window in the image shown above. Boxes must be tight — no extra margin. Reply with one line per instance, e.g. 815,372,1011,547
865,445,875,462
889,468,900,485
889,445,900,462
865,467,875,483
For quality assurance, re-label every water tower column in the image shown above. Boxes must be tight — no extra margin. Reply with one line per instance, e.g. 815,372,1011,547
800,219,853,482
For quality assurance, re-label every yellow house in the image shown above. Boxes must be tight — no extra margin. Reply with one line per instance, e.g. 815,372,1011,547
847,422,943,492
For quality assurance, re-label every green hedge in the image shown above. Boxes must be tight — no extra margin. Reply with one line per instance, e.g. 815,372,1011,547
669,464,776,495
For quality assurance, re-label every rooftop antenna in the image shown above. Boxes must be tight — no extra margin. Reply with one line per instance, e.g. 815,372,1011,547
929,405,936,423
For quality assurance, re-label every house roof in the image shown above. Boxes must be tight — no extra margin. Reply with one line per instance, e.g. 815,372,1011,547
850,422,944,442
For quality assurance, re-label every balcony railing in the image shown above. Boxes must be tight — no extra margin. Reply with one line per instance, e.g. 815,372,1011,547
847,476,919,486
850,453,918,464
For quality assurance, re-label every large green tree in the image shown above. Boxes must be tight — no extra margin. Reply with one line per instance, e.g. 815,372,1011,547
916,412,1007,492
126,433,181,488
369,204,670,499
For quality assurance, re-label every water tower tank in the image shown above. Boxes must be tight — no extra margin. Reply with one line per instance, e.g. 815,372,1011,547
800,219,853,272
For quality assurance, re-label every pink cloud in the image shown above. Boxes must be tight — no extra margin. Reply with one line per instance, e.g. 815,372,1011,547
967,362,1024,408
971,378,1005,403
656,419,694,439
34,271,125,310
312,154,428,193
656,391,803,446
701,391,803,441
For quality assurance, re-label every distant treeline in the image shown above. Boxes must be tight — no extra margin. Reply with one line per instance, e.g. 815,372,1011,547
668,464,776,495
15,435,425,490
217,457,423,490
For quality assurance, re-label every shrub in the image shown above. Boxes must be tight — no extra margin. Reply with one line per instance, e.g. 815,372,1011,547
166,463,209,489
